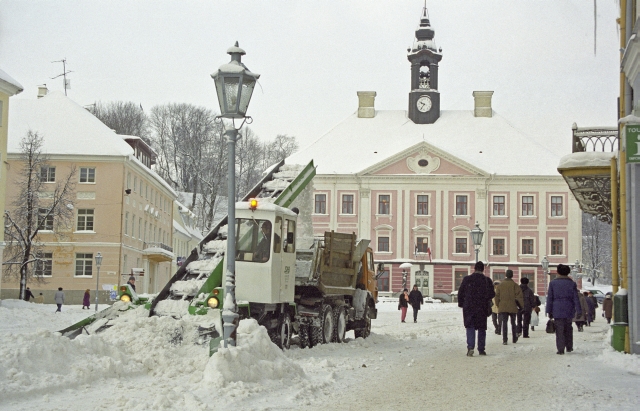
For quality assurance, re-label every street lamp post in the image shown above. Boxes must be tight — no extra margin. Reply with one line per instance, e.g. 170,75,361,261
541,256,549,297
94,252,102,312
470,221,484,263
211,42,260,348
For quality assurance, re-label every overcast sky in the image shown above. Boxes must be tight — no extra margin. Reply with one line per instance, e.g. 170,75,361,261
0,0,621,150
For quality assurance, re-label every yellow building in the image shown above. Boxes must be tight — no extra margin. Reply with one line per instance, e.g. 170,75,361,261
1,89,176,303
0,68,24,300
171,200,203,275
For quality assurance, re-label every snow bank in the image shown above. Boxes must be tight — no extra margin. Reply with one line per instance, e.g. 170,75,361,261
153,299,192,317
558,151,615,169
203,239,226,254
202,319,304,387
170,278,206,296
186,256,222,273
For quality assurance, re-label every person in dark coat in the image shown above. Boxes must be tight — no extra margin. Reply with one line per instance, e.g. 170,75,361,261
398,289,409,322
458,261,495,357
583,292,595,326
546,264,581,355
127,276,136,292
574,291,589,331
587,292,598,323
408,285,424,323
517,278,536,338
602,294,613,324
24,287,35,302
82,289,91,309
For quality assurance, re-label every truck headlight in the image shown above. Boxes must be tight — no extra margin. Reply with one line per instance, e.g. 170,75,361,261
120,294,131,303
207,297,219,308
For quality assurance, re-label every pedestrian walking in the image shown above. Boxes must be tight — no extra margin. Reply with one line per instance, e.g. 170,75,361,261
587,291,598,323
408,284,424,323
516,278,536,338
24,287,35,302
531,294,542,331
602,294,613,324
54,287,65,313
491,281,501,335
495,269,524,345
583,292,595,326
546,264,582,355
398,289,409,323
457,261,495,357
82,289,91,309
573,291,589,331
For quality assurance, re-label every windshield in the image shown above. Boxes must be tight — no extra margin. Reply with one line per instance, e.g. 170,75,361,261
235,219,272,263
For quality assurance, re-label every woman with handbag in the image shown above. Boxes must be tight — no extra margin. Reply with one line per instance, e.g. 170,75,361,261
546,264,582,355
398,289,409,323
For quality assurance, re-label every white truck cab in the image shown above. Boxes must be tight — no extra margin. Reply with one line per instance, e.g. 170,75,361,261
235,200,297,304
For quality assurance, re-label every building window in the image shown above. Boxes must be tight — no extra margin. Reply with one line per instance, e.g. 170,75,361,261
138,217,142,239
377,269,389,292
35,252,53,277
551,239,563,255
416,237,429,253
38,208,53,230
521,272,535,290
493,271,506,282
314,194,326,214
378,195,390,215
493,238,505,255
455,237,467,254
75,253,93,277
125,212,129,236
133,176,137,192
454,270,467,291
40,166,56,182
455,195,467,215
76,209,94,231
342,194,354,214
522,196,534,216
79,167,96,183
417,195,429,215
551,196,563,217
378,236,390,252
521,239,533,255
493,196,505,216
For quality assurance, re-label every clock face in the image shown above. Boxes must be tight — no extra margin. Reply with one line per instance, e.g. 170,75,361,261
417,96,432,113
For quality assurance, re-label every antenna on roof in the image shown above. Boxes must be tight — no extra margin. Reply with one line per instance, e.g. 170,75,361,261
51,58,73,96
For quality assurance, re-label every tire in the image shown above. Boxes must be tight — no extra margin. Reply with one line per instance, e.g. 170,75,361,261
299,323,310,349
320,304,334,344
333,305,347,343
310,321,323,347
354,303,371,339
276,312,292,350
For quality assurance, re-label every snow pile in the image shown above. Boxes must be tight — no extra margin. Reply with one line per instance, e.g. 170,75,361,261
186,256,222,274
597,345,640,375
273,164,304,180
170,278,207,296
153,299,192,317
203,319,305,388
263,179,290,191
558,151,615,169
203,239,226,253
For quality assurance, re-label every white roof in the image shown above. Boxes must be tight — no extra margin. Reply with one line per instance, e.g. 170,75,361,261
287,110,562,176
8,91,134,157
0,68,23,95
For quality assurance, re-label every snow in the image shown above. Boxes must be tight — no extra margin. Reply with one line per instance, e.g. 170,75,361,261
186,256,222,274
558,151,615,169
169,279,207,296
1,298,639,410
0,67,23,93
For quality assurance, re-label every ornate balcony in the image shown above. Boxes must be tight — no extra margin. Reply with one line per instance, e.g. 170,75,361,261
143,242,174,262
557,124,618,224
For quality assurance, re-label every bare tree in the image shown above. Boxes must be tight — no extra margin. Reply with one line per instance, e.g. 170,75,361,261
264,134,299,167
582,213,612,285
89,101,150,143
3,131,76,299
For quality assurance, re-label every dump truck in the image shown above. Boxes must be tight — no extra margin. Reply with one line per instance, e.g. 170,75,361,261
60,159,378,351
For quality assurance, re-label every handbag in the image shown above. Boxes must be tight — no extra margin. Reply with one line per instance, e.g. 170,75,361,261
545,319,556,334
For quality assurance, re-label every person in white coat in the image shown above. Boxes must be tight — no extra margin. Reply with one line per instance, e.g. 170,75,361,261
54,287,65,313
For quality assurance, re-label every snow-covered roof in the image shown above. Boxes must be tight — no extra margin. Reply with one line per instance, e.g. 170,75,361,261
8,91,134,157
0,68,23,95
287,110,562,176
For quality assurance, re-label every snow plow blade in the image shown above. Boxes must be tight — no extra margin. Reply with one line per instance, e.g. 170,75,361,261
57,302,133,339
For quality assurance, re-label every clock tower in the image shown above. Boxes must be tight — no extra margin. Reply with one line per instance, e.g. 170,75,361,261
407,6,442,124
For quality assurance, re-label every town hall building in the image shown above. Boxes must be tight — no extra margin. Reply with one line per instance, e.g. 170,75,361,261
287,8,581,300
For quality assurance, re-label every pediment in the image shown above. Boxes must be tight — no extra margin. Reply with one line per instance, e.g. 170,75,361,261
361,142,487,177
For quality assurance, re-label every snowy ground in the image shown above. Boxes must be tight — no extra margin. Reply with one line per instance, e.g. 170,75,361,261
1,298,638,411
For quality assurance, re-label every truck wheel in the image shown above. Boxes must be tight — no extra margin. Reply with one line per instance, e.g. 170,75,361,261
310,322,322,347
320,304,334,344
333,306,347,343
276,313,291,350
354,304,371,339
299,323,310,349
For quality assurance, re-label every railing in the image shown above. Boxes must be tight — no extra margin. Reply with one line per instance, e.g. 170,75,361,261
143,242,173,253
572,124,619,153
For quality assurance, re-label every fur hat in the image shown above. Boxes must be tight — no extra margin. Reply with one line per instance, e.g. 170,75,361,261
474,261,485,272
557,264,570,275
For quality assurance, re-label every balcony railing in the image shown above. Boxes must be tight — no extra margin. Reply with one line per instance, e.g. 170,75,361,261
143,242,173,253
572,124,619,153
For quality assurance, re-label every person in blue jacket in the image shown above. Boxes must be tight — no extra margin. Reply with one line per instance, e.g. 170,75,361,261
546,264,582,355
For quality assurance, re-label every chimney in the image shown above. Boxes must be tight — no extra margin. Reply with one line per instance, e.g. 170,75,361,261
37,85,49,99
472,91,494,118
357,91,377,118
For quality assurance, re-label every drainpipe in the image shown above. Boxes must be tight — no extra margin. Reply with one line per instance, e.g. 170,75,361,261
484,173,495,265
611,157,619,294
